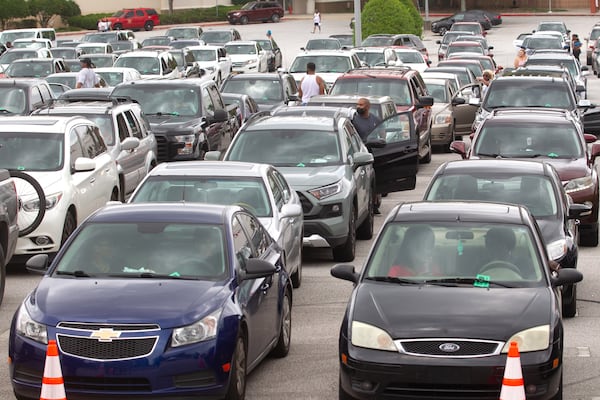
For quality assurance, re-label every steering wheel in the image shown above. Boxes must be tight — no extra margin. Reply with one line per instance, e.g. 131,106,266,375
479,260,522,277
235,202,257,215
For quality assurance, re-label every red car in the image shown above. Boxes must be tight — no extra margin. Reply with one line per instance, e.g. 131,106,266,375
106,8,160,31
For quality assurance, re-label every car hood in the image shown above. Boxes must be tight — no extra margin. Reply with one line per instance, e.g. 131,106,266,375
536,218,564,246
148,115,203,132
276,165,346,190
539,157,590,181
290,72,342,85
431,103,451,115
24,171,65,196
230,54,259,63
30,277,229,328
351,282,552,340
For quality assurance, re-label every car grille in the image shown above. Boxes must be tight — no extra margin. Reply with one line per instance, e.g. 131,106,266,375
381,382,500,399
397,339,503,358
154,134,169,162
296,191,313,214
58,334,158,361
65,376,151,392
233,62,245,67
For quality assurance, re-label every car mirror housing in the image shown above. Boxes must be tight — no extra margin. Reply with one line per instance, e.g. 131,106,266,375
568,203,592,219
121,136,140,151
330,264,359,283
73,157,96,173
280,203,302,219
551,268,583,288
26,254,50,274
204,151,221,161
417,96,434,108
353,151,374,167
449,140,467,159
240,258,277,281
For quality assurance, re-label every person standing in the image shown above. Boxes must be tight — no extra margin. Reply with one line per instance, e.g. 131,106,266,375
298,62,325,104
76,58,101,89
513,47,527,68
312,10,321,33
572,34,582,61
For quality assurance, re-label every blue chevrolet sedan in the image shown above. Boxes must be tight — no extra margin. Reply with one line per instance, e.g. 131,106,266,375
9,203,292,400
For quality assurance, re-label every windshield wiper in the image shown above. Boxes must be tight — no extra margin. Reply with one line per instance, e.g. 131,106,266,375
107,272,183,279
0,108,13,114
423,277,514,288
366,276,421,285
477,152,502,158
145,112,180,116
55,270,91,277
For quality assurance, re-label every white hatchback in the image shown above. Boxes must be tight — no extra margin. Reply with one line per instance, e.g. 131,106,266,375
0,116,119,257
113,50,181,79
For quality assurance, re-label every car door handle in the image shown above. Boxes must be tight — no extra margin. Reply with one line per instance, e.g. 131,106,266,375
89,177,96,183
260,282,271,291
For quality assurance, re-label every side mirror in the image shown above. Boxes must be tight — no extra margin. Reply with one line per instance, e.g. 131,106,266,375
204,151,221,161
449,140,467,159
576,84,586,93
551,268,583,288
488,46,494,50
590,142,600,164
452,97,466,105
568,203,592,219
417,96,434,108
212,108,228,123
120,136,140,151
240,258,277,281
25,254,50,274
353,151,374,166
578,99,593,108
73,157,95,172
436,40,441,44
365,137,386,149
280,203,302,219
584,133,597,143
331,264,359,283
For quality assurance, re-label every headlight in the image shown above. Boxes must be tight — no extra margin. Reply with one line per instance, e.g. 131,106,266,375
245,59,256,65
174,134,195,144
171,310,221,347
351,321,396,351
434,111,452,124
15,304,47,344
22,192,62,212
501,325,550,353
308,181,342,200
546,239,567,260
564,175,594,193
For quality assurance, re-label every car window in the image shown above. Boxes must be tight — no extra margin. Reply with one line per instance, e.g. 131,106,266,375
69,128,84,166
201,86,215,117
268,172,284,209
30,86,42,107
124,110,142,139
75,125,100,158
237,212,270,256
272,168,291,203
136,10,144,16
115,113,130,142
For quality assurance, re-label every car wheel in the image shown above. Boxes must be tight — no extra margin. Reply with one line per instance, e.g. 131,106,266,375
579,225,599,247
421,134,432,164
225,336,247,400
356,190,374,240
113,23,123,30
144,21,154,31
0,245,6,307
271,290,292,357
271,14,280,23
61,211,77,246
332,207,356,262
291,246,302,288
119,175,126,202
587,56,592,66
240,16,249,25
562,284,577,318
439,27,447,36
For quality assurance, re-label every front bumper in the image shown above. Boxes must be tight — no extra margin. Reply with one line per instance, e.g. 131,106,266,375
297,190,352,248
154,133,201,162
431,123,453,145
231,62,259,74
15,204,69,256
339,340,562,400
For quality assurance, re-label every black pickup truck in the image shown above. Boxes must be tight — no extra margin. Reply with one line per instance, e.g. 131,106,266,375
0,169,19,305
111,79,237,162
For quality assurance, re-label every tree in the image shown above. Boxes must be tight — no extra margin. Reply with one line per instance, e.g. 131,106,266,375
361,0,422,38
27,0,81,28
0,0,29,29
398,0,423,37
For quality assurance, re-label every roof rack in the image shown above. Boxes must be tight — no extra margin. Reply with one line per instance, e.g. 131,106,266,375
490,107,569,117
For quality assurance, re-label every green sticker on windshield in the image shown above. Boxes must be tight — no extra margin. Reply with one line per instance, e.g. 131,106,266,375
474,274,490,288
296,162,305,167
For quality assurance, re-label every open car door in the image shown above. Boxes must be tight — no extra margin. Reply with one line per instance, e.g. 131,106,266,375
453,82,481,138
365,112,418,194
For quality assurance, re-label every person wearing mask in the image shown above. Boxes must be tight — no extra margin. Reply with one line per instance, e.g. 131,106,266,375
298,62,325,105
76,58,101,89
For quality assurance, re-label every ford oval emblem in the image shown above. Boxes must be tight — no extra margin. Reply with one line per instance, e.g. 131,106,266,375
439,343,460,352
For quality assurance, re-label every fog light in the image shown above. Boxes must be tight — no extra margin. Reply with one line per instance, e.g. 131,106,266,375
525,384,537,394
34,236,52,246
359,381,374,391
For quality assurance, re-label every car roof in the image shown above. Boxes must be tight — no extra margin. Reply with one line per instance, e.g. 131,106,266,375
244,111,341,131
148,161,269,177
483,107,573,121
0,78,48,87
225,72,284,80
436,159,550,176
89,203,237,225
0,115,90,133
392,201,528,224
339,67,415,78
308,94,394,104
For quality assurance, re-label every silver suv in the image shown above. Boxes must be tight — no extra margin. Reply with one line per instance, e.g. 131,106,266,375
33,97,157,200
206,106,419,261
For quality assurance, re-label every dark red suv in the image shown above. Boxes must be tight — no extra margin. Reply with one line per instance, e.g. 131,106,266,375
107,8,160,31
227,1,284,25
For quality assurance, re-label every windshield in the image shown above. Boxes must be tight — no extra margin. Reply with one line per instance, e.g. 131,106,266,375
356,52,386,66
525,58,578,78
227,129,342,167
331,35,353,46
538,23,566,34
112,10,125,17
132,177,273,217
331,78,411,106
441,32,465,45
440,61,482,77
425,82,447,102
6,60,52,77
306,39,341,50
289,55,352,73
46,75,76,89
224,44,256,55
51,48,76,58
79,46,106,55
427,174,558,218
474,122,582,159
222,78,282,102
447,45,484,55
200,31,232,44
111,86,200,117
0,132,63,171
523,37,562,49
450,25,481,35
114,56,159,75
96,71,124,87
361,36,393,46
241,2,255,10
166,28,197,39
89,56,114,68
364,222,544,286
53,222,228,280
12,41,45,49
111,41,133,51
0,51,37,65
190,49,216,61
395,51,425,63
82,33,115,43
0,88,27,114
142,37,170,47
0,31,36,44
483,81,574,110
255,40,272,50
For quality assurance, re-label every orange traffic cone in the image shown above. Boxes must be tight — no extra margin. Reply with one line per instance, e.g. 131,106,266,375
40,339,67,400
499,341,525,400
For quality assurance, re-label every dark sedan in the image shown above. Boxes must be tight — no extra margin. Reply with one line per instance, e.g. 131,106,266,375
431,11,491,35
332,201,582,400
424,159,591,317
220,72,300,112
10,203,292,400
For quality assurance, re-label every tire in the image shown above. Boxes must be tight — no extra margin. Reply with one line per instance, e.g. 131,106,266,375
271,290,292,357
356,191,374,240
113,23,123,30
579,225,599,247
225,336,247,400
332,207,356,262
10,170,46,237
144,21,154,31
61,211,77,247
562,284,577,318
119,175,126,202
421,134,432,164
271,14,280,23
291,246,302,288
240,16,249,25
439,27,447,36
0,245,6,307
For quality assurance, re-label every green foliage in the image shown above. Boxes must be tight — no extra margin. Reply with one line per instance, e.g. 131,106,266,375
361,0,422,38
398,0,422,37
0,0,29,28
66,13,111,30
15,18,37,28
28,0,81,27
160,6,237,24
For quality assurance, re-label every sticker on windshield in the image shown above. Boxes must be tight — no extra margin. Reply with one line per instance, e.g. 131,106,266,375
474,274,490,288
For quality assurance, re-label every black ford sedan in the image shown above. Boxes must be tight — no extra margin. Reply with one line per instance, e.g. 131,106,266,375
332,201,582,400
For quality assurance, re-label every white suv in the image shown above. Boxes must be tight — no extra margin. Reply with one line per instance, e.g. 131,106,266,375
0,116,119,258
224,40,269,73
288,50,363,90
113,50,180,79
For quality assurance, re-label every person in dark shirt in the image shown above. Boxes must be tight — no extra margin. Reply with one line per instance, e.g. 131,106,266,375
352,97,381,141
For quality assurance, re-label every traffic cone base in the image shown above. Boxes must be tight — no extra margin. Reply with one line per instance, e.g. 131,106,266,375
499,341,525,400
40,339,67,400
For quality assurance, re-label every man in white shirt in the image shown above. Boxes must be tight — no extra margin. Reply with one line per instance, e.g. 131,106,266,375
298,62,325,105
76,58,101,89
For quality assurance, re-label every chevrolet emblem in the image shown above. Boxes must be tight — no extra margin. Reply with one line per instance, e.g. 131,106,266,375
90,328,122,342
